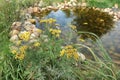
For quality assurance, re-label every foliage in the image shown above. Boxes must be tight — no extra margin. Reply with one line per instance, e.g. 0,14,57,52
0,0,120,80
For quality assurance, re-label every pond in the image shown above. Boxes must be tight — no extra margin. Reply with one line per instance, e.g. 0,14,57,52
32,8,120,65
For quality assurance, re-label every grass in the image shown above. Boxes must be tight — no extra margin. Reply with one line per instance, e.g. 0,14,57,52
0,0,120,80
86,0,120,8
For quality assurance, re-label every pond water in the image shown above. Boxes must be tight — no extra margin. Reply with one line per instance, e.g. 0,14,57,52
33,9,120,65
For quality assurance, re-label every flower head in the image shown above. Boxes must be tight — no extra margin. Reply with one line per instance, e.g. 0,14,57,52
33,42,41,47
49,28,61,37
60,45,79,60
19,31,31,41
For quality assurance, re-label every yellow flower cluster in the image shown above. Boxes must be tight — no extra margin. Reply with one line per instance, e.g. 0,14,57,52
11,45,28,60
19,31,31,41
60,45,79,60
40,18,56,24
49,28,61,37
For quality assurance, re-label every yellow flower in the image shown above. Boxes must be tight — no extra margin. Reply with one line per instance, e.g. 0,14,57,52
40,18,56,24
19,31,31,41
51,31,56,35
11,50,17,54
65,45,73,49
15,53,25,60
73,53,79,60
57,30,61,33
56,34,60,37
60,49,65,56
49,28,61,37
48,18,56,24
60,45,79,60
33,42,40,47
49,28,53,32
19,45,28,53
40,20,47,23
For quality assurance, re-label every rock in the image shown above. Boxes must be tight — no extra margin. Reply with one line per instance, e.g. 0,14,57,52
117,12,120,19
32,32,40,37
78,52,86,61
30,33,37,39
33,28,42,34
11,22,22,30
28,19,36,24
29,39,37,43
9,30,19,36
25,13,32,20
38,0,44,8
23,21,35,31
10,46,18,51
27,7,33,14
81,2,87,7
33,7,40,13
109,11,114,15
41,34,49,42
10,35,19,42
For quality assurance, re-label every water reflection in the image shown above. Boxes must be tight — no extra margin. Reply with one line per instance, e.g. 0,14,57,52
46,9,73,27
71,7,114,39
101,21,120,65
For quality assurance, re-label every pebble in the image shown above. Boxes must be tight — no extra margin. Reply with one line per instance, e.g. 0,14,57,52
9,30,19,36
11,22,21,30
10,35,19,42
78,52,86,61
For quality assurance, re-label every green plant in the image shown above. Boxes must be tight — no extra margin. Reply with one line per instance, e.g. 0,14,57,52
0,0,120,80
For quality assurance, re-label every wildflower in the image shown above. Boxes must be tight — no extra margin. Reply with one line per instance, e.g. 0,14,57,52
65,45,73,49
60,49,65,56
60,45,79,60
19,31,31,41
49,28,61,37
48,18,56,24
11,50,17,54
33,42,40,47
19,45,28,53
73,52,79,60
56,34,60,37
40,18,56,24
15,53,25,60
40,19,47,23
